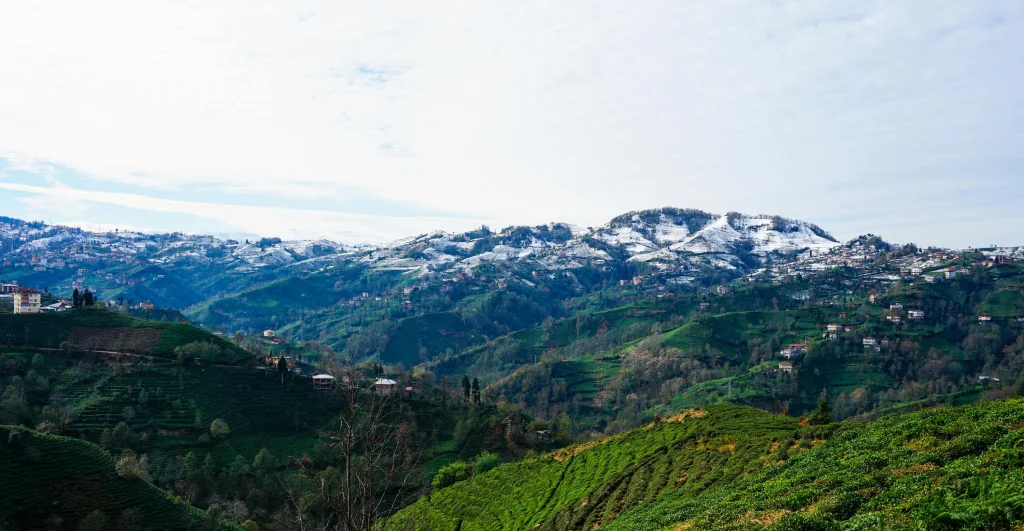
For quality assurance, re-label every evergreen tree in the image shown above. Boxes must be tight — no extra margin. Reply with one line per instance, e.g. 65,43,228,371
461,375,471,400
83,289,95,307
809,393,834,425
72,288,81,308
471,377,481,404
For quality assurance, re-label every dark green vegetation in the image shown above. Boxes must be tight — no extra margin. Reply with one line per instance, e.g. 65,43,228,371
0,310,250,364
0,425,224,530
389,399,1024,530
431,262,1024,438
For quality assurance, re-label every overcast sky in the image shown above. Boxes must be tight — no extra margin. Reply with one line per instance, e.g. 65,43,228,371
1,1,1022,247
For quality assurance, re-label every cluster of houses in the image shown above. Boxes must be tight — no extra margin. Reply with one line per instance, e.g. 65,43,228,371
882,303,926,324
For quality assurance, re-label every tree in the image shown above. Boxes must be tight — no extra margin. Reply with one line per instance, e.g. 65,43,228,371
809,393,834,425
31,353,45,372
72,288,81,308
82,289,95,307
210,418,231,439
286,366,419,531
461,375,471,401
471,377,481,405
277,356,288,385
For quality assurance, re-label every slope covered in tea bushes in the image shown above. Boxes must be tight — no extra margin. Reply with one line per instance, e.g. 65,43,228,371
0,425,228,530
386,399,1024,530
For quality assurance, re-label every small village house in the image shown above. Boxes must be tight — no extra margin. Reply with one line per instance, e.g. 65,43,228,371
13,288,41,314
263,329,275,338
863,337,878,347
312,374,336,392
375,378,398,395
890,303,903,311
978,314,993,322
138,300,155,310
908,310,925,320
779,361,794,373
826,324,842,332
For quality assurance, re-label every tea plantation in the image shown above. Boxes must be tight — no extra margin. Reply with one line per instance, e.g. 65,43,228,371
387,399,1024,530
0,425,231,530
0,309,251,364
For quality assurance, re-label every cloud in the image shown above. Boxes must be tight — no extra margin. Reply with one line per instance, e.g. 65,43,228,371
0,1,1022,247
0,183,488,243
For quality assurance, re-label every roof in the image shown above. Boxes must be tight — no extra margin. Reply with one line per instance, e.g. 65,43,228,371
312,374,336,380
16,288,40,294
375,378,397,385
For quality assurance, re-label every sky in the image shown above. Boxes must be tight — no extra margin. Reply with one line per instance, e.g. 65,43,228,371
1,1,1023,247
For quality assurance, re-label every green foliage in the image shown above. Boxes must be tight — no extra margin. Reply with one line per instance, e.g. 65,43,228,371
431,460,470,489
210,418,231,439
0,426,211,530
387,400,1024,531
473,452,499,475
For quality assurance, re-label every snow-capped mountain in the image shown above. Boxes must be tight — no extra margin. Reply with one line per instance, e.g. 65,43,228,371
0,208,839,305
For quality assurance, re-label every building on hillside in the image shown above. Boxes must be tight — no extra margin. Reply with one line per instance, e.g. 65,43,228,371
945,269,957,279
788,343,808,353
826,331,838,341
887,314,902,323
138,300,155,310
978,314,993,322
263,329,275,337
312,374,336,392
908,310,925,320
0,282,18,294
375,378,398,395
13,288,41,314
619,279,629,286
826,324,842,332
890,303,903,311
41,301,72,313
869,294,879,303
863,337,878,347
632,275,643,286
910,267,923,275
779,361,794,373
699,301,710,310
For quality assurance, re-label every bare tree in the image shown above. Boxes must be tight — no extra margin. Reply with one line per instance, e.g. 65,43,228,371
283,366,421,531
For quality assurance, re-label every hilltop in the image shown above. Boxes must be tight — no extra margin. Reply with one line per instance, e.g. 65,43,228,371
386,398,1024,530
0,309,251,365
0,425,226,530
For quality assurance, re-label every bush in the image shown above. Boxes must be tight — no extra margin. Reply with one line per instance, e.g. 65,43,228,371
474,452,499,475
432,461,470,489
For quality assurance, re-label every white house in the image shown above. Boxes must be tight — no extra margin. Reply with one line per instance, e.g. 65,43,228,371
826,324,842,332
890,303,903,311
908,310,925,320
778,361,794,373
263,329,275,337
863,337,878,347
978,314,993,322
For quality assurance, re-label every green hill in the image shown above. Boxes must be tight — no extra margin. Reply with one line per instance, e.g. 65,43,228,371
386,399,1024,530
0,425,225,530
0,310,251,365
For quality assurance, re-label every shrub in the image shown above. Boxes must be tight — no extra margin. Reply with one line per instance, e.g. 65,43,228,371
432,461,470,489
474,452,499,475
